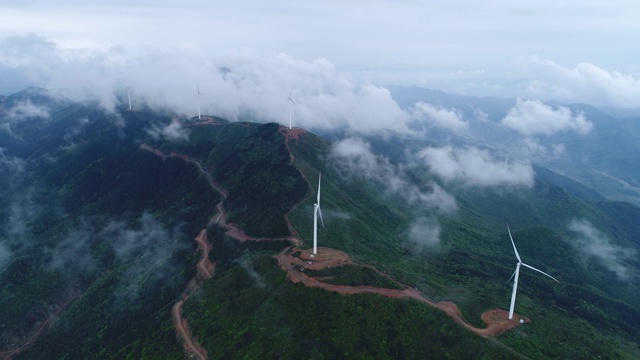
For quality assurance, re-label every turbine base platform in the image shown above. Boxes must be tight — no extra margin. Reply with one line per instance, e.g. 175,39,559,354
292,247,351,270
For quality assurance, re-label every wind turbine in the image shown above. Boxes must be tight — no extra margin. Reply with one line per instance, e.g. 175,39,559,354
117,82,133,111
506,225,559,320
504,151,512,170
127,87,132,111
196,83,202,120
312,173,324,257
287,90,297,129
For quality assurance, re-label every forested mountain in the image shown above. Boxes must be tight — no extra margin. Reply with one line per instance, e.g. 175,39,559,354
0,88,638,359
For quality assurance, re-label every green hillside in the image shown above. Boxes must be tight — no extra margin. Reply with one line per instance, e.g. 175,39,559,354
0,90,638,359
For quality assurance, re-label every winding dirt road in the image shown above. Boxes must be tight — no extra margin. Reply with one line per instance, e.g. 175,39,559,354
169,228,214,360
0,290,80,360
276,247,528,338
141,133,528,359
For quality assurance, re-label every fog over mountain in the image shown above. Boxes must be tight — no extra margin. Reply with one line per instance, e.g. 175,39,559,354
2,2,640,359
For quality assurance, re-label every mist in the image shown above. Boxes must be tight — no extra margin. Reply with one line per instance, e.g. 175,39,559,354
417,146,535,187
568,219,636,280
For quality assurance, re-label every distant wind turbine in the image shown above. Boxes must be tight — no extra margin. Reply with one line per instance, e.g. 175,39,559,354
506,224,559,320
127,87,132,111
196,83,202,120
312,173,324,256
117,82,133,111
287,90,297,129
504,151,512,170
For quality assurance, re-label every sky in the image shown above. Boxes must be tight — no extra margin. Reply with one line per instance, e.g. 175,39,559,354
1,0,640,106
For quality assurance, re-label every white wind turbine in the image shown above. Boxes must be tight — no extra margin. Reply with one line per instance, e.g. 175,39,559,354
118,82,133,111
287,90,297,129
196,83,202,120
126,87,132,111
312,173,324,257
504,151,512,170
506,225,559,320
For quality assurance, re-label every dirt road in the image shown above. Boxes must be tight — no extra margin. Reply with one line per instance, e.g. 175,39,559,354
0,290,80,360
141,140,527,360
276,248,528,338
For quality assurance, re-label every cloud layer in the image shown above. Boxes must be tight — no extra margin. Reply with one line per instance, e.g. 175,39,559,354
411,102,468,132
568,219,635,280
501,99,592,136
330,138,457,214
0,35,411,134
418,146,535,187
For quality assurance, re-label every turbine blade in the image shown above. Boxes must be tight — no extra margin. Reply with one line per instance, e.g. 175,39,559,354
318,205,325,228
521,263,559,282
289,98,297,107
506,268,517,284
317,173,321,204
507,224,522,262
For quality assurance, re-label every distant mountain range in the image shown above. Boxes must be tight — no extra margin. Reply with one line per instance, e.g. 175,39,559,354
0,87,638,359
386,85,640,205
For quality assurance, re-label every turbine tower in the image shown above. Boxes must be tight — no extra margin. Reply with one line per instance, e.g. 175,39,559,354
127,87,132,111
287,90,296,129
196,83,202,120
506,225,559,320
312,173,324,256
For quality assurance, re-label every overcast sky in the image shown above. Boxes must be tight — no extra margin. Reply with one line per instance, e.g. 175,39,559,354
1,1,640,106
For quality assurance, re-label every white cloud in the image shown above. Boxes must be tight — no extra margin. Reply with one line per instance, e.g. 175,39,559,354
5,99,50,120
331,138,457,214
146,119,190,141
501,98,592,136
518,57,640,108
407,217,442,248
568,219,635,280
411,102,468,132
0,148,25,174
418,146,534,187
0,35,411,134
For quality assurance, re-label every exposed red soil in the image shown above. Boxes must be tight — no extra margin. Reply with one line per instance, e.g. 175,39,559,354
171,300,207,360
170,229,215,360
1,290,80,360
140,138,529,360
188,116,222,126
276,248,529,338
279,126,306,163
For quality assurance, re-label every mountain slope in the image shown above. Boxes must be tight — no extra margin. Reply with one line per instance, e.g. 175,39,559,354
0,89,638,359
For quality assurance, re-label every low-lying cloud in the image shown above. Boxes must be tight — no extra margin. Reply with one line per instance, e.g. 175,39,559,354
501,98,592,136
146,119,190,141
0,34,411,134
407,217,441,249
517,56,640,108
101,213,186,305
568,219,635,280
417,146,535,187
411,102,468,132
5,100,51,121
331,138,457,214
330,138,459,248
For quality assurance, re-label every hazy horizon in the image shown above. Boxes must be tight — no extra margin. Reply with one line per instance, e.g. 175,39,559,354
2,1,640,106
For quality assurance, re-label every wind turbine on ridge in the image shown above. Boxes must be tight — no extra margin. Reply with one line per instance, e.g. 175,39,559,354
126,87,132,111
287,90,297,129
196,82,202,120
312,173,324,257
506,224,559,320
